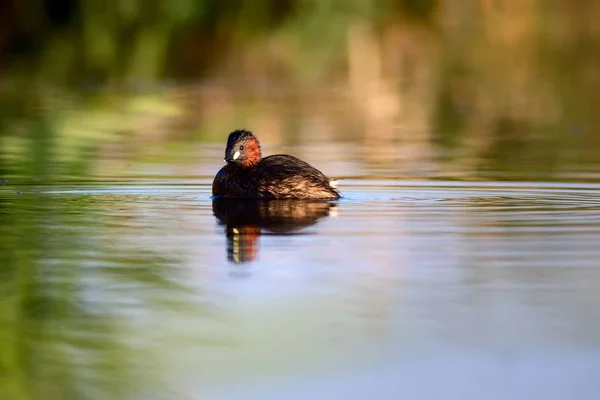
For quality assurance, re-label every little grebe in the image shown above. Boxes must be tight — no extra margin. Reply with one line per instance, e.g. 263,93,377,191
212,130,341,200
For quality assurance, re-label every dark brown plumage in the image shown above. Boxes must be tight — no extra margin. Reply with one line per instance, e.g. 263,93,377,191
213,130,341,200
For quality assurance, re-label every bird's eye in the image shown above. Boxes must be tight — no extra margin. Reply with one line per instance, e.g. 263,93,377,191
239,145,244,151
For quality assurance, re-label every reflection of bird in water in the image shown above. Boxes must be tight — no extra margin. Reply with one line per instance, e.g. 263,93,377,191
212,199,337,269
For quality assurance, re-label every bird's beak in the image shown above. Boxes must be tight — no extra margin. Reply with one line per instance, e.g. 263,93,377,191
225,150,241,162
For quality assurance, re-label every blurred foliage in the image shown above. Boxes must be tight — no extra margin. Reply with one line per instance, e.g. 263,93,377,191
1,0,290,83
0,1,437,82
0,0,598,180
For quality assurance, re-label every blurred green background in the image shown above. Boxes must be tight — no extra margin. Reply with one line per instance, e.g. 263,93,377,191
1,0,599,182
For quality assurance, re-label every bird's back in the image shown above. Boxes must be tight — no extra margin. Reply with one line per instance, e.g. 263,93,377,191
253,155,340,199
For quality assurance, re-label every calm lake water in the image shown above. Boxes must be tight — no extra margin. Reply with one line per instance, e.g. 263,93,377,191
2,156,600,399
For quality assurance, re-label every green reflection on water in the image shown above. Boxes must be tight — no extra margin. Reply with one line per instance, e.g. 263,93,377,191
0,187,204,399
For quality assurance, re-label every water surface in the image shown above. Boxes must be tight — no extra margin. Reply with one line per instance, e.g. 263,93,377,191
2,178,600,399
